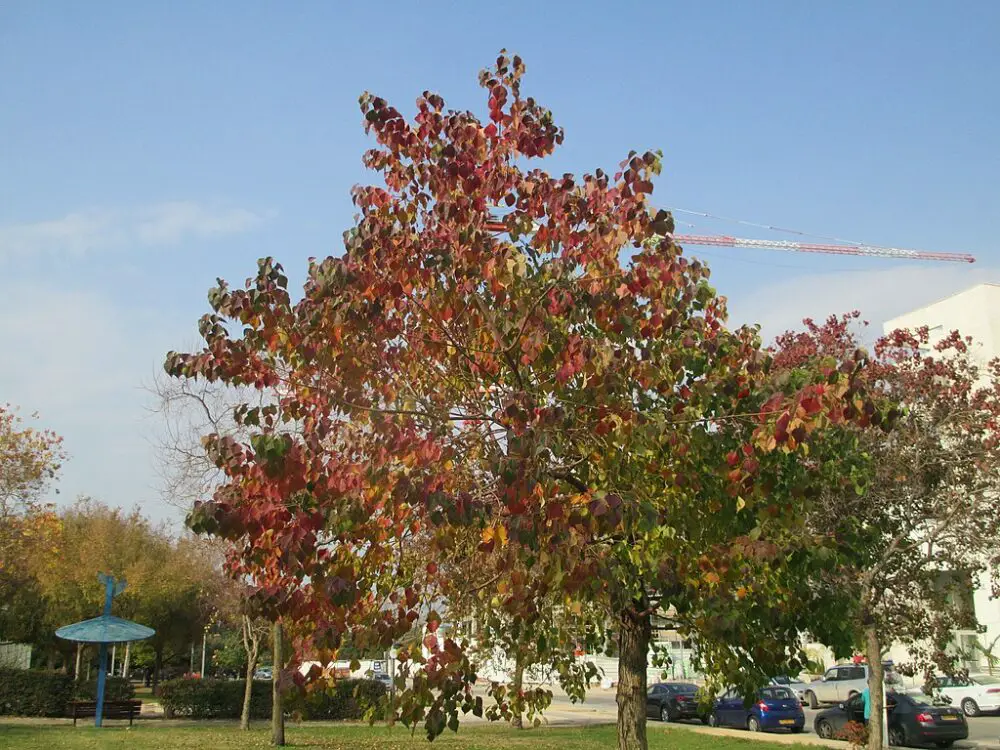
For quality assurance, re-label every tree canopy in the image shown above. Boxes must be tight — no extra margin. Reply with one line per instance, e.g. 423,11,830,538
771,313,1000,750
0,405,64,644
167,53,885,748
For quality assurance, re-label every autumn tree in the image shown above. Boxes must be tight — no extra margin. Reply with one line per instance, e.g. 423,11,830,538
0,405,64,644
431,529,604,729
167,53,873,749
771,314,1000,750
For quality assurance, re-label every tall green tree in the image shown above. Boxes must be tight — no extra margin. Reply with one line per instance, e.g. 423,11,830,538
167,53,875,749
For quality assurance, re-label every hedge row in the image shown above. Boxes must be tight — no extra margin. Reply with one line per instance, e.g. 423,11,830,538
287,678,387,720
159,678,271,719
0,669,133,717
159,677,386,720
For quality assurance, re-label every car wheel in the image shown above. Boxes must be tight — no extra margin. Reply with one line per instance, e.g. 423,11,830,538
747,716,761,732
847,690,859,700
888,725,906,747
806,690,819,709
708,713,719,728
700,715,709,725
962,698,980,717
660,705,671,722
816,719,835,739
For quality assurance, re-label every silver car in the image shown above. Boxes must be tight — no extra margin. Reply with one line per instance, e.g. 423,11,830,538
771,675,810,704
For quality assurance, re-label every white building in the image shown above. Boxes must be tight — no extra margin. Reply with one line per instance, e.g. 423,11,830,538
883,282,1000,672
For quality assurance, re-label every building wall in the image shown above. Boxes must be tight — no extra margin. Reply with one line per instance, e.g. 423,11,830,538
883,283,1000,672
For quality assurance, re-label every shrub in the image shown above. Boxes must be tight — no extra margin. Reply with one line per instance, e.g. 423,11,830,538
159,678,271,719
837,720,869,748
74,676,135,702
0,669,73,717
286,678,387,720
158,676,387,720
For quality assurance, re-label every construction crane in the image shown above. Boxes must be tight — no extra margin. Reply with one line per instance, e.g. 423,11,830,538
483,215,976,264
670,234,974,264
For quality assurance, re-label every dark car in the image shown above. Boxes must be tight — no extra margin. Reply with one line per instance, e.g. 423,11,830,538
814,692,968,748
708,686,805,732
646,682,706,723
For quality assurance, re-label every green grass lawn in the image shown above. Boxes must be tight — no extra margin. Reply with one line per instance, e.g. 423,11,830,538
0,721,817,750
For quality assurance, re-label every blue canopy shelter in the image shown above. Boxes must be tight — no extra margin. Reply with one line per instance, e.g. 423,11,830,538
55,573,155,727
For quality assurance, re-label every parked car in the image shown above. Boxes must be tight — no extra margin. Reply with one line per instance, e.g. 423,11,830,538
804,663,901,708
814,691,967,748
708,685,805,732
253,666,273,680
770,675,810,703
906,674,1000,717
646,682,706,723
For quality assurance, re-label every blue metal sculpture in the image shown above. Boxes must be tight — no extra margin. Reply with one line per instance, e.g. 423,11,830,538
55,573,155,727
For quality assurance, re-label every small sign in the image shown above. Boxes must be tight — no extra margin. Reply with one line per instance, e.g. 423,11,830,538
373,661,383,672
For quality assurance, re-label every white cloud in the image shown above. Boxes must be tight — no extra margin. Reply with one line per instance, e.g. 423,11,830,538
0,280,186,524
0,201,272,257
727,263,1000,343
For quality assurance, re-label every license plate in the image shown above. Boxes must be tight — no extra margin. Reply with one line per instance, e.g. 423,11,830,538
940,715,958,721
779,719,796,725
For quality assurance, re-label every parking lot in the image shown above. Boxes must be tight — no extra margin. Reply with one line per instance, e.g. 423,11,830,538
542,690,1000,747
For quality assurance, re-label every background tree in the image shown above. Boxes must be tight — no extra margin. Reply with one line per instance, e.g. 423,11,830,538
29,499,226,688
771,313,1000,750
0,405,64,645
167,53,874,749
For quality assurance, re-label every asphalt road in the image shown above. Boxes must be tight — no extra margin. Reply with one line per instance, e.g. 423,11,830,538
544,690,1000,746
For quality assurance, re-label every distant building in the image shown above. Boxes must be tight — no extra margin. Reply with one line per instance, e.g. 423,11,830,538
883,282,1000,672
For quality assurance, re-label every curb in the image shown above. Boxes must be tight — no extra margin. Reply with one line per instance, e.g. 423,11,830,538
654,722,841,748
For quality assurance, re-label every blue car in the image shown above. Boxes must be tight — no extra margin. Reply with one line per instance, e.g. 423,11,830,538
708,685,805,733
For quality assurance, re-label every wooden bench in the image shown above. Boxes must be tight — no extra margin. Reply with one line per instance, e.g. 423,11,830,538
68,700,143,726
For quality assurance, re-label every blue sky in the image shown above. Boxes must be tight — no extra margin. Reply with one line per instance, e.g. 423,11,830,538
2,2,998,523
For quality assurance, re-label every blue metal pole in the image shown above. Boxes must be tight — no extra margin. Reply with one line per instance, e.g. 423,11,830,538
94,574,115,728
95,643,108,728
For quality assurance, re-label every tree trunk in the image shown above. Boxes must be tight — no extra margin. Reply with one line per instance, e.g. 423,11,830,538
616,601,651,750
242,651,259,730
866,627,885,750
122,642,131,679
241,614,261,731
152,647,163,696
271,620,285,746
511,648,526,729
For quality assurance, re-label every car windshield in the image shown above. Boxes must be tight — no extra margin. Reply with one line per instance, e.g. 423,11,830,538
672,684,698,694
760,687,794,701
771,676,791,685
